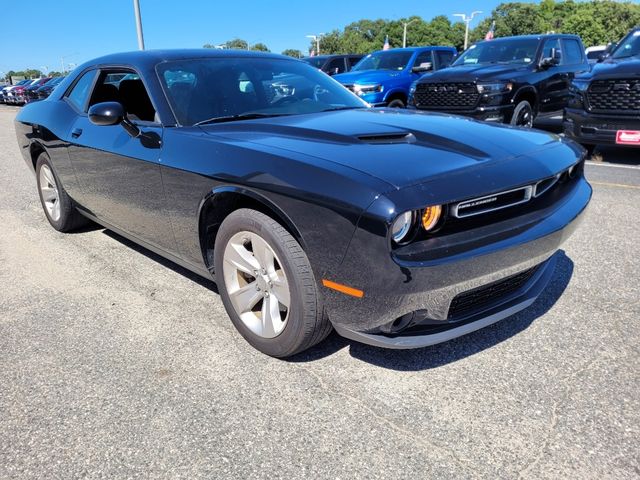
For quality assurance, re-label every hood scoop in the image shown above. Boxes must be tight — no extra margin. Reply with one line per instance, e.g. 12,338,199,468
356,132,416,144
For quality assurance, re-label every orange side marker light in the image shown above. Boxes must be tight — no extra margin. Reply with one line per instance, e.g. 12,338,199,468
322,279,364,298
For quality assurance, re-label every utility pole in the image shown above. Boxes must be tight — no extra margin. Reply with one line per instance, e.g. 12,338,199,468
306,34,324,55
453,10,482,50
402,19,419,48
133,0,145,50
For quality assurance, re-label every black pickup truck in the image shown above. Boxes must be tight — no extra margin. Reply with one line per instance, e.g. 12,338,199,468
409,34,590,127
564,27,640,150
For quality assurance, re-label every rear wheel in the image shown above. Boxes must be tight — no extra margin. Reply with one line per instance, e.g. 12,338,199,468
36,152,87,232
214,209,332,357
510,100,535,128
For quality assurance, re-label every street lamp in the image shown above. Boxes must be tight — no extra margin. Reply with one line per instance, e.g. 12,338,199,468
453,10,483,50
133,0,145,50
306,34,324,55
402,19,419,48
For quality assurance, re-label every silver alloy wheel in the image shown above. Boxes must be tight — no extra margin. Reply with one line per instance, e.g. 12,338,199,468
39,164,61,221
222,231,291,339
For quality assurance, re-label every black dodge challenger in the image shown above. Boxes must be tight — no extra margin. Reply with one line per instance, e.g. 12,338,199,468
15,50,591,357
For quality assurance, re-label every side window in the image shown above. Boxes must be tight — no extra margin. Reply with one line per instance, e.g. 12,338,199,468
88,70,157,123
413,51,433,69
348,56,361,68
541,39,562,63
325,58,346,74
563,39,584,65
65,70,97,112
435,50,455,68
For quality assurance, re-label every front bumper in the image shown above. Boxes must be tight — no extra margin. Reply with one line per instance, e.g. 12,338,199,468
564,108,640,147
416,103,514,123
325,176,591,349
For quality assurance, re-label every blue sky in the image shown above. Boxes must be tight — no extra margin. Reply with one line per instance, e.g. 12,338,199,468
0,0,534,73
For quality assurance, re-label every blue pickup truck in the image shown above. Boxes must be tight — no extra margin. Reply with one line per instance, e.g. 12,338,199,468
333,46,457,107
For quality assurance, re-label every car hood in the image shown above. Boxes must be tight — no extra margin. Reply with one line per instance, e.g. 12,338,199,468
199,108,580,193
578,57,640,80
333,70,405,85
419,63,532,83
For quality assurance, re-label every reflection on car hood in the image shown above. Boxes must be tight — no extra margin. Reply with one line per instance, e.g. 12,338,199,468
333,69,405,85
578,58,640,80
419,63,531,83
200,108,580,191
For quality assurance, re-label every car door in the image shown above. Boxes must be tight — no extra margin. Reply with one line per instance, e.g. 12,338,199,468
538,38,573,114
65,68,176,253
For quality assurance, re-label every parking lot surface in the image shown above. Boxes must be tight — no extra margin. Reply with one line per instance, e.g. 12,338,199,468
1,105,638,479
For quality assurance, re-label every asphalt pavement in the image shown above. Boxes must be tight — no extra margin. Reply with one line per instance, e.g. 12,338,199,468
0,105,639,479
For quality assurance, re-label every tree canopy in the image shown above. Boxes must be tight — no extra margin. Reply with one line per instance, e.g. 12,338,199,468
307,0,640,54
203,39,271,51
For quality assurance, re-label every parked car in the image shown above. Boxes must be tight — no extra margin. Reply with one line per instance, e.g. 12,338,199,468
36,76,66,99
1,78,32,104
301,54,364,76
333,47,457,107
410,34,590,127
15,50,591,357
24,77,52,103
585,45,607,64
564,27,640,150
6,79,40,105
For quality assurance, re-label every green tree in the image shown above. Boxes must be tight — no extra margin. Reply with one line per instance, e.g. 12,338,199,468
225,38,249,50
251,42,270,52
282,49,303,58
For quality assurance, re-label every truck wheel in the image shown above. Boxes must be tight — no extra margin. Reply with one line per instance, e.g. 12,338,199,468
510,100,535,128
387,98,405,108
214,209,332,357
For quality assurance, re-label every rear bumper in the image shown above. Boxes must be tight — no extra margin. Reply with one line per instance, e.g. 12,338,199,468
564,108,640,147
325,176,591,349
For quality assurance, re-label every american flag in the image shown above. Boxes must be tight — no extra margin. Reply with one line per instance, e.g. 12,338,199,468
485,21,496,41
383,35,390,50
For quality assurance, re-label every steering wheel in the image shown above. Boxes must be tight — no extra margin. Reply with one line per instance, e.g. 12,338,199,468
271,95,299,107
313,85,330,102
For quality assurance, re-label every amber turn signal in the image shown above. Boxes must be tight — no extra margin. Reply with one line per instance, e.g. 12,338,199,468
421,205,442,231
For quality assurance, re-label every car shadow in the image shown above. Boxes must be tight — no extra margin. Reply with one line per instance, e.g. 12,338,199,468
289,251,574,371
101,229,219,294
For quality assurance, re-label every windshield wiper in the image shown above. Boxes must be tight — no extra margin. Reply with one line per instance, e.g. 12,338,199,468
194,112,291,126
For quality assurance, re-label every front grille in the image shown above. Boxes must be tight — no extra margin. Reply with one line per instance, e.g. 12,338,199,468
587,79,640,113
413,82,479,110
448,266,539,319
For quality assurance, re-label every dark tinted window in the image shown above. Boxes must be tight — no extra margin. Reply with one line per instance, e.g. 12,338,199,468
88,70,156,122
348,56,362,68
66,70,96,111
563,39,584,65
586,50,603,60
454,38,539,66
157,57,365,126
413,51,433,68
301,57,328,69
435,50,455,68
325,57,346,74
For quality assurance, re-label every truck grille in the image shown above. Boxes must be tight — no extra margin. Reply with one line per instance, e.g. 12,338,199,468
587,79,640,113
448,265,539,319
413,82,479,110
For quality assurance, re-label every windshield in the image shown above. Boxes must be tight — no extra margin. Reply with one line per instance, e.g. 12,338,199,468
611,30,640,59
301,57,327,69
352,50,414,72
453,38,540,66
157,57,366,126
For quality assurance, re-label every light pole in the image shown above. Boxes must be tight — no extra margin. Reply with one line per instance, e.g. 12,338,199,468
453,10,483,50
402,19,419,48
60,53,78,73
306,34,324,55
133,0,145,50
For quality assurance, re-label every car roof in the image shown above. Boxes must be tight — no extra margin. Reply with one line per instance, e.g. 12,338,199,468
474,33,582,44
78,48,294,70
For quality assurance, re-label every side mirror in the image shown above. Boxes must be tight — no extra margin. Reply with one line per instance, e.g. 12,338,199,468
412,62,433,73
88,101,123,126
88,101,140,138
540,49,561,68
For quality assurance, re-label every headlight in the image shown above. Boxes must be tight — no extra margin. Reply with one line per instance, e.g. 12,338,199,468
391,211,414,243
570,79,590,92
354,84,383,96
409,81,418,96
421,205,442,231
477,82,513,94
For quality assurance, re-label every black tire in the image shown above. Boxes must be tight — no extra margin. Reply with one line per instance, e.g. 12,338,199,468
214,209,332,357
582,144,597,158
35,152,87,232
510,100,535,128
387,98,405,108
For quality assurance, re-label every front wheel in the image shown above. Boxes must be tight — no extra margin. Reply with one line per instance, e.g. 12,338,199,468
387,98,405,108
510,100,535,128
214,209,332,357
